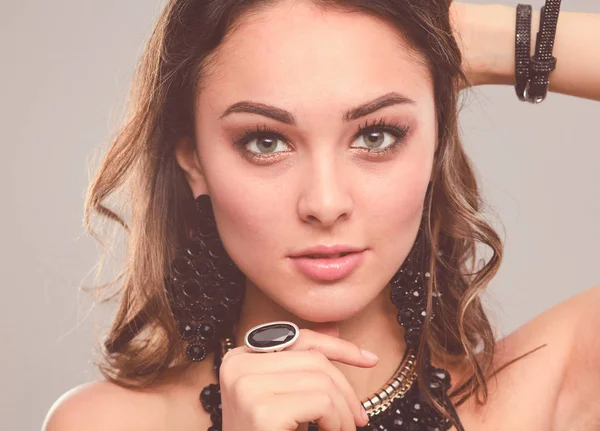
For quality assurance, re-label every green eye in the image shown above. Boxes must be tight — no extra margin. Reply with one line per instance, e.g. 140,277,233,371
245,135,291,155
232,117,410,162
353,118,409,153
353,129,400,152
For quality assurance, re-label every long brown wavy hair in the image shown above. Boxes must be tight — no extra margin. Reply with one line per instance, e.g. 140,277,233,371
84,0,510,425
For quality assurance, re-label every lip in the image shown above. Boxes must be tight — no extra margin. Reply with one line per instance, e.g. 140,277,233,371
288,250,367,282
289,244,364,258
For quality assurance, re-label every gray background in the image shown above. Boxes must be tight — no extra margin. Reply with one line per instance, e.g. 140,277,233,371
1,0,599,430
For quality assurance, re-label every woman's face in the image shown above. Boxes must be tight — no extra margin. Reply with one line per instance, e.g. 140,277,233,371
176,1,436,323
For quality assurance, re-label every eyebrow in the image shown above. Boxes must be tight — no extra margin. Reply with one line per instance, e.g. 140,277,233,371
219,92,416,125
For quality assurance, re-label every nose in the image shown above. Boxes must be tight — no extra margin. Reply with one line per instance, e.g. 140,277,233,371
297,157,353,227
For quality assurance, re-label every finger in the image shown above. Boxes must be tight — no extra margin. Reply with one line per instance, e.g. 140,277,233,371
224,327,378,368
257,391,347,431
232,371,365,428
221,350,368,426
290,328,379,365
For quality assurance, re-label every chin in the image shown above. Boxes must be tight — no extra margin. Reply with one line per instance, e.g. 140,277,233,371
282,289,371,324
293,308,357,324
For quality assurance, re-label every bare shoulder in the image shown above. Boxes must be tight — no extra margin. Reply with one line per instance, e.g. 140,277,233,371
551,285,600,429
457,286,600,430
495,285,600,375
494,285,600,429
498,285,600,355
42,380,168,431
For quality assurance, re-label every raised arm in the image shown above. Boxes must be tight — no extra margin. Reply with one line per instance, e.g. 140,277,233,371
453,3,600,101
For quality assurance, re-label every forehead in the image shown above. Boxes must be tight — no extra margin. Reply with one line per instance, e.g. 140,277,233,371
197,1,432,115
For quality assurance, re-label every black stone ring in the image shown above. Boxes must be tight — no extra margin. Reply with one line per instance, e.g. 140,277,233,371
244,321,300,353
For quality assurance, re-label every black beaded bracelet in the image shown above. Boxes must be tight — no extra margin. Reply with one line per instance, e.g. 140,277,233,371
525,0,562,103
515,4,533,101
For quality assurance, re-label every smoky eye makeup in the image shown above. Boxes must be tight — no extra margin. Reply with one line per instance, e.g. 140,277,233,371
230,116,412,164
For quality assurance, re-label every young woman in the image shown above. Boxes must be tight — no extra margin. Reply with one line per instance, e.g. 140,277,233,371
43,1,600,430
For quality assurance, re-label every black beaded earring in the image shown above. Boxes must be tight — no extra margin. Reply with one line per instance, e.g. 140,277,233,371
375,225,460,431
165,194,245,363
390,225,436,349
390,181,437,351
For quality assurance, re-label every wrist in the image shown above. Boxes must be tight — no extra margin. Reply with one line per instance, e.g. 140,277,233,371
465,4,540,87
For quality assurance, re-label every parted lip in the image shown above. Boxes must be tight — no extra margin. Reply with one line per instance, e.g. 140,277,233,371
289,244,365,257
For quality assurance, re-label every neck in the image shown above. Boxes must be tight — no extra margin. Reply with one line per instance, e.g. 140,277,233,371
234,280,408,401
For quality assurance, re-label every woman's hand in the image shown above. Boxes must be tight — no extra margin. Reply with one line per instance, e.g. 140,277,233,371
219,328,378,431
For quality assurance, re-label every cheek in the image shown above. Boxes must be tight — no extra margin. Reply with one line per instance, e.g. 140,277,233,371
195,131,292,279
210,185,275,244
368,135,433,222
206,172,286,276
361,137,434,260
365,174,428,247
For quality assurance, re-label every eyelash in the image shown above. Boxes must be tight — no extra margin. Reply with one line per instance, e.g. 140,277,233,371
231,117,410,163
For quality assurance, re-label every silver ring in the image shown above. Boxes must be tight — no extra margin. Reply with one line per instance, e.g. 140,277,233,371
244,321,300,353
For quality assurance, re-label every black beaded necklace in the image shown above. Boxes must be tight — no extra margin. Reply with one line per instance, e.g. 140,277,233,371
198,335,456,431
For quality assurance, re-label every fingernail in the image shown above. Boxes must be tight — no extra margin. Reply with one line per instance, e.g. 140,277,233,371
360,349,378,361
361,406,369,423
